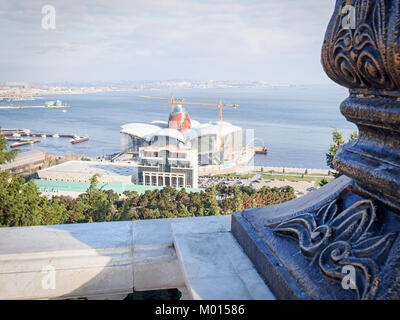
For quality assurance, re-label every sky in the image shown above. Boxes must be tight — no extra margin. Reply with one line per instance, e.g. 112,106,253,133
0,0,338,84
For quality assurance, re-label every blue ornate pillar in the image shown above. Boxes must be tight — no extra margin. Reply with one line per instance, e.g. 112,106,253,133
232,0,400,300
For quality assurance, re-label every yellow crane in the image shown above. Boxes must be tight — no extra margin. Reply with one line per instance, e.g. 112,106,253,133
139,95,239,121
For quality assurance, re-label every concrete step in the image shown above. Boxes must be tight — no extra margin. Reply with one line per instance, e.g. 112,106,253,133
171,215,275,300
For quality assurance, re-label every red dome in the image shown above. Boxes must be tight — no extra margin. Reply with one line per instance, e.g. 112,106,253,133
168,110,192,131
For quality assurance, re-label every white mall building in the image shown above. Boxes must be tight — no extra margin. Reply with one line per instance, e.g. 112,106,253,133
120,105,243,166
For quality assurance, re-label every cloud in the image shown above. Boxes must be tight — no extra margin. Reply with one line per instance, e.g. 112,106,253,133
135,49,165,56
0,0,338,83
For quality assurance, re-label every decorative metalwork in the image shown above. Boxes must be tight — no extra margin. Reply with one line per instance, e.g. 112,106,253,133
321,0,400,91
273,199,398,299
321,1,400,210
232,0,400,300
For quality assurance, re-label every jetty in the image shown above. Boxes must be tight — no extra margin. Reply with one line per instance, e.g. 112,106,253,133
70,136,89,144
0,100,69,110
0,105,69,110
1,128,89,147
7,138,41,148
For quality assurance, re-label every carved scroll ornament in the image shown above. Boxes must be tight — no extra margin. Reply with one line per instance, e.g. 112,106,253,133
321,0,400,92
273,199,398,299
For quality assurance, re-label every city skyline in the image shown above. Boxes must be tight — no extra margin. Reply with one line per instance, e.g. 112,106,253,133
1,0,336,84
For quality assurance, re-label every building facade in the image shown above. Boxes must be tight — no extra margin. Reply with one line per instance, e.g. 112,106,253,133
137,145,198,188
0,150,45,176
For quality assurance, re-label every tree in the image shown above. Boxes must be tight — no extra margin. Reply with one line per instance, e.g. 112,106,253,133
87,174,100,193
204,184,220,216
232,186,244,212
0,130,72,227
0,171,70,227
76,174,117,222
0,127,19,164
220,198,233,214
326,127,358,177
326,127,345,172
319,178,330,187
55,195,85,223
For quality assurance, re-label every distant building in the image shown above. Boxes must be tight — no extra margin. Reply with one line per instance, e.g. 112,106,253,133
120,105,243,166
34,179,202,199
35,158,204,197
4,82,25,88
0,150,45,176
138,144,198,188
37,160,138,183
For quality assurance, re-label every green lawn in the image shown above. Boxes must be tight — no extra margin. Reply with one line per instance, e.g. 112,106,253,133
209,171,335,183
261,173,335,183
261,170,333,177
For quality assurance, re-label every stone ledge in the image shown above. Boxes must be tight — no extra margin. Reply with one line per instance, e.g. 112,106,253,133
172,217,275,300
0,216,248,299
0,215,276,300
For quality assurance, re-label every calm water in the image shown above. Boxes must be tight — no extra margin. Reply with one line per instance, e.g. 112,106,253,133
0,84,356,169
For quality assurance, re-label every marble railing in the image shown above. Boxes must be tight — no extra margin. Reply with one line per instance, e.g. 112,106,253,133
0,215,273,300
0,218,190,300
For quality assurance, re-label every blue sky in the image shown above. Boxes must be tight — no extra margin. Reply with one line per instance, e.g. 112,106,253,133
0,0,338,84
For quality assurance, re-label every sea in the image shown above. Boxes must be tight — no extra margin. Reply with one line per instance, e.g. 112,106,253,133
0,84,356,169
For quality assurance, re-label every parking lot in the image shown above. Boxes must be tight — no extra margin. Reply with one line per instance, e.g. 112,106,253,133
199,173,318,197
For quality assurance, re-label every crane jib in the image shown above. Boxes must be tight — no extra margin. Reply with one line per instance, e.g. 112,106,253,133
139,95,239,121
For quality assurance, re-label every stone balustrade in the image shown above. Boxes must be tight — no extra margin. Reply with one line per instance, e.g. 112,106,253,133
0,215,274,300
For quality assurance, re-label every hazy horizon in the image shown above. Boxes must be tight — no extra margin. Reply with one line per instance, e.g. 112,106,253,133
1,80,345,87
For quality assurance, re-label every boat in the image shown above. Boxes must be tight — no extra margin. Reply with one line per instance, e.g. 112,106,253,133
70,136,89,144
254,146,268,155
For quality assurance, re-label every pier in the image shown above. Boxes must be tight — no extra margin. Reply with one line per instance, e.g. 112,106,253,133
7,138,41,148
1,128,89,147
0,105,69,110
70,136,89,144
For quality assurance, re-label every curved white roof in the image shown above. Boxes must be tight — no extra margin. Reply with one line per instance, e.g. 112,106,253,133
120,123,161,140
190,119,201,128
145,128,186,142
121,120,241,142
151,120,168,128
183,129,200,141
191,121,242,138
